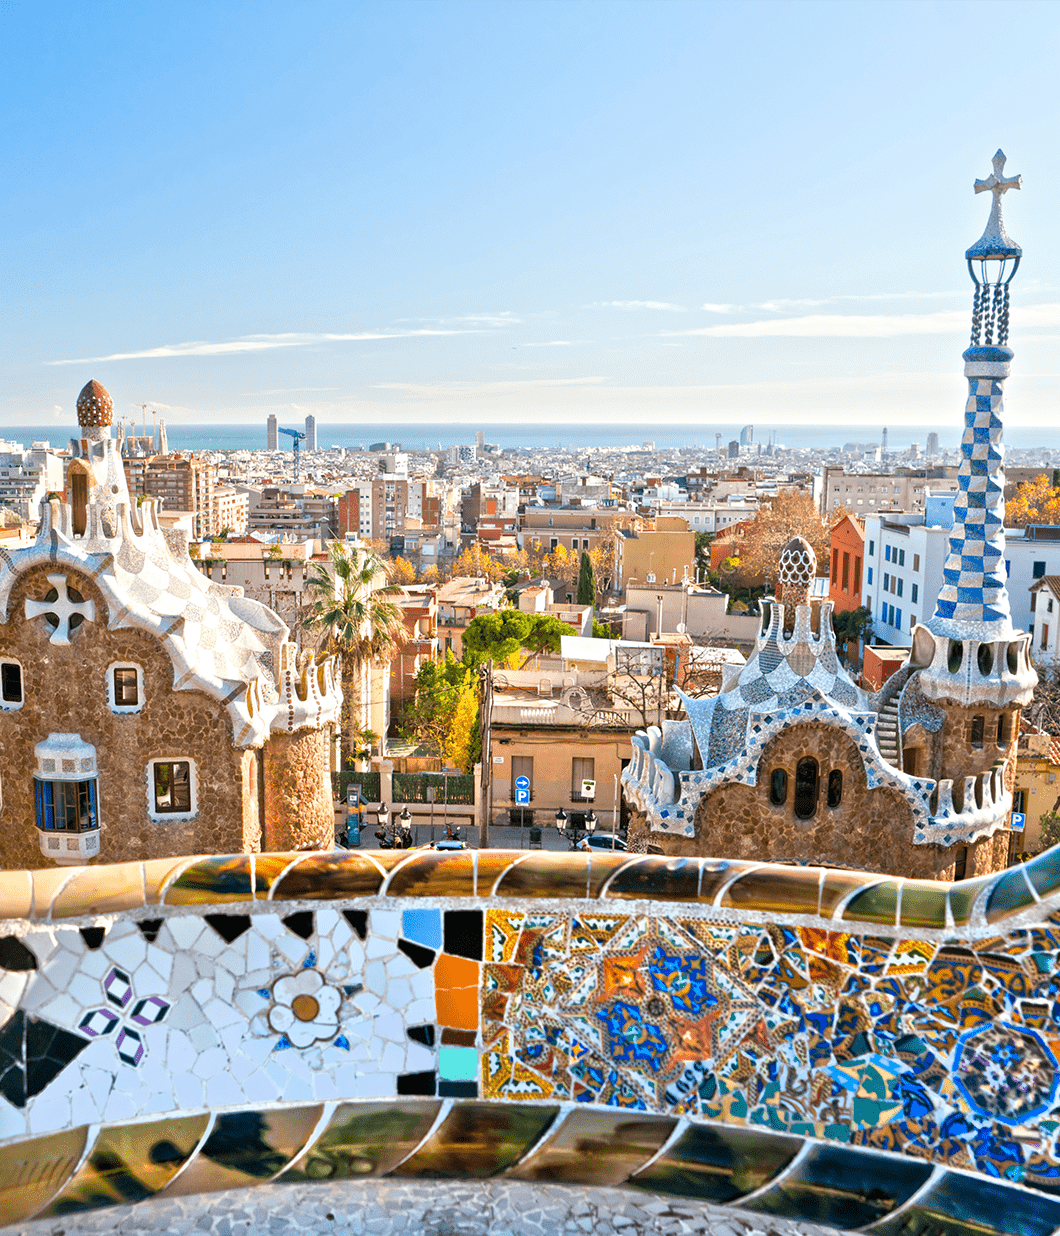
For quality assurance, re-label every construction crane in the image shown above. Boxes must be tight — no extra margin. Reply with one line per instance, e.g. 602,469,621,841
278,426,306,482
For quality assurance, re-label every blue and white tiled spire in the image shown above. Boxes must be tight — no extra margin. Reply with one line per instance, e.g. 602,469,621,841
928,151,1021,644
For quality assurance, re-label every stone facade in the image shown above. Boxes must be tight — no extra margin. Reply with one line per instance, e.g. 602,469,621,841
264,728,335,850
0,380,342,869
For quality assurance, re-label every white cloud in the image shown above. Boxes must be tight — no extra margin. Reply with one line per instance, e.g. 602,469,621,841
47,328,475,366
662,303,1060,340
598,300,685,311
523,340,577,347
701,303,735,313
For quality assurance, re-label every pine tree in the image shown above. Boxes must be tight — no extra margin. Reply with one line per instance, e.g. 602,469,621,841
577,551,596,607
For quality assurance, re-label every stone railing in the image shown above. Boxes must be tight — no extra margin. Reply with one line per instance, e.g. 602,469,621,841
2,848,1060,1233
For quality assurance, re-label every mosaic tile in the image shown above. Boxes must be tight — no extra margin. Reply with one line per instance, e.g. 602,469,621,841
0,1126,87,1224
160,1107,321,1196
386,851,476,898
392,1101,557,1178
0,869,33,920
163,856,256,904
49,862,146,919
629,1122,802,1202
269,853,388,901
278,1100,442,1181
508,1109,676,1184
43,1113,208,1214
741,1142,933,1228
720,866,822,915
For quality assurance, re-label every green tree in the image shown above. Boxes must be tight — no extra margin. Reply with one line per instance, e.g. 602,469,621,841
302,541,406,761
462,611,574,667
832,606,874,664
400,653,479,771
577,551,596,607
1039,811,1060,852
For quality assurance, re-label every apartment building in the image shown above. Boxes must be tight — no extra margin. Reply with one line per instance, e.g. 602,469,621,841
123,454,218,539
214,485,249,536
860,512,950,644
652,498,759,533
828,513,865,614
614,518,696,588
0,441,65,521
819,466,960,516
519,505,640,556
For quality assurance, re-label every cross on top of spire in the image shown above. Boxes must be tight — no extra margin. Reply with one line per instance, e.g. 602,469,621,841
967,149,1022,260
975,149,1022,201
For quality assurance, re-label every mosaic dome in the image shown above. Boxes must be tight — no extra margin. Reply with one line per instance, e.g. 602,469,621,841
76,379,113,429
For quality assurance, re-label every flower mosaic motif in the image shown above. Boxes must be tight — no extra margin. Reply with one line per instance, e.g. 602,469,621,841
267,968,342,1049
954,1023,1060,1125
77,966,169,1067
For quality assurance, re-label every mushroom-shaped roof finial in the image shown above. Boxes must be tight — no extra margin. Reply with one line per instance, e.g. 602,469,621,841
76,380,113,429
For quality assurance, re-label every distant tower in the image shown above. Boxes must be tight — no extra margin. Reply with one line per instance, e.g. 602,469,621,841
727,440,739,459
715,433,722,454
740,424,753,446
476,430,485,449
926,431,940,456
267,414,278,450
881,427,888,455
305,415,316,452
158,418,168,456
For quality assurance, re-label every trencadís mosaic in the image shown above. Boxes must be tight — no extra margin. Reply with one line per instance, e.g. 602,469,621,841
0,850,1060,1232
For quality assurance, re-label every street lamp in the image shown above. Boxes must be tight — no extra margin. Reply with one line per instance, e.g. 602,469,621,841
399,806,413,848
554,808,569,834
584,811,598,835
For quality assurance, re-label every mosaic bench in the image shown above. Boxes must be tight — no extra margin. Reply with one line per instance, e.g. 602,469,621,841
2,848,1060,1234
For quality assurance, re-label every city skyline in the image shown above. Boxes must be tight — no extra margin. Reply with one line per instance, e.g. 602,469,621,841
5,1,1060,429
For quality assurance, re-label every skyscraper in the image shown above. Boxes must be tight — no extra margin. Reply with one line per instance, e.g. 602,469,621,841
739,424,753,446
267,414,277,450
926,431,940,455
305,415,316,451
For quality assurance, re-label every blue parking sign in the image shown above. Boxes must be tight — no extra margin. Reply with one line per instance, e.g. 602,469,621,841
515,787,531,804
1010,811,1026,830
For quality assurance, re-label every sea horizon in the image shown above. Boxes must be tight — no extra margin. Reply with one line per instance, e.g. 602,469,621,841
4,420,1060,455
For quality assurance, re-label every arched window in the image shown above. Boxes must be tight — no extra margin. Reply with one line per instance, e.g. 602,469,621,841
970,715,985,748
794,758,818,819
827,769,843,808
769,768,787,805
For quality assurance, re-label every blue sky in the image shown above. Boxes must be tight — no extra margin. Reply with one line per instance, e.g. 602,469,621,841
4,0,1060,430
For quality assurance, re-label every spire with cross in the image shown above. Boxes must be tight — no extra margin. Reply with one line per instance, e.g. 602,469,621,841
925,152,1025,649
966,149,1022,261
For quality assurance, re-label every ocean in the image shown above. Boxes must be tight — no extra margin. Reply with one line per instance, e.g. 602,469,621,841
3,421,1060,454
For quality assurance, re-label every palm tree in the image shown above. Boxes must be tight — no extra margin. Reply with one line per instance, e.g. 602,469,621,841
302,541,406,763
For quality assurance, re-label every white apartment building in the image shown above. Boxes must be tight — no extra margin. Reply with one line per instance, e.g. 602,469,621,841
862,505,1060,646
861,513,949,644
0,441,65,521
819,467,959,516
652,498,759,533
214,485,250,536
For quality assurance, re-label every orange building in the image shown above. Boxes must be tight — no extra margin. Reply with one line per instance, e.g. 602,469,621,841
828,513,865,613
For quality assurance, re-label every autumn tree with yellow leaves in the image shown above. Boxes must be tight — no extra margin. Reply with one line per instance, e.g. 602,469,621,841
1007,474,1060,527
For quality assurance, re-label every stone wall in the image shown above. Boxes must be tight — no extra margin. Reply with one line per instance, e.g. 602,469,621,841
683,722,1007,879
0,564,248,867
264,727,335,849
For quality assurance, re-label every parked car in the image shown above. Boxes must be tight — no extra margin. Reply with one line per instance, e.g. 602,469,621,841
584,832,627,851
